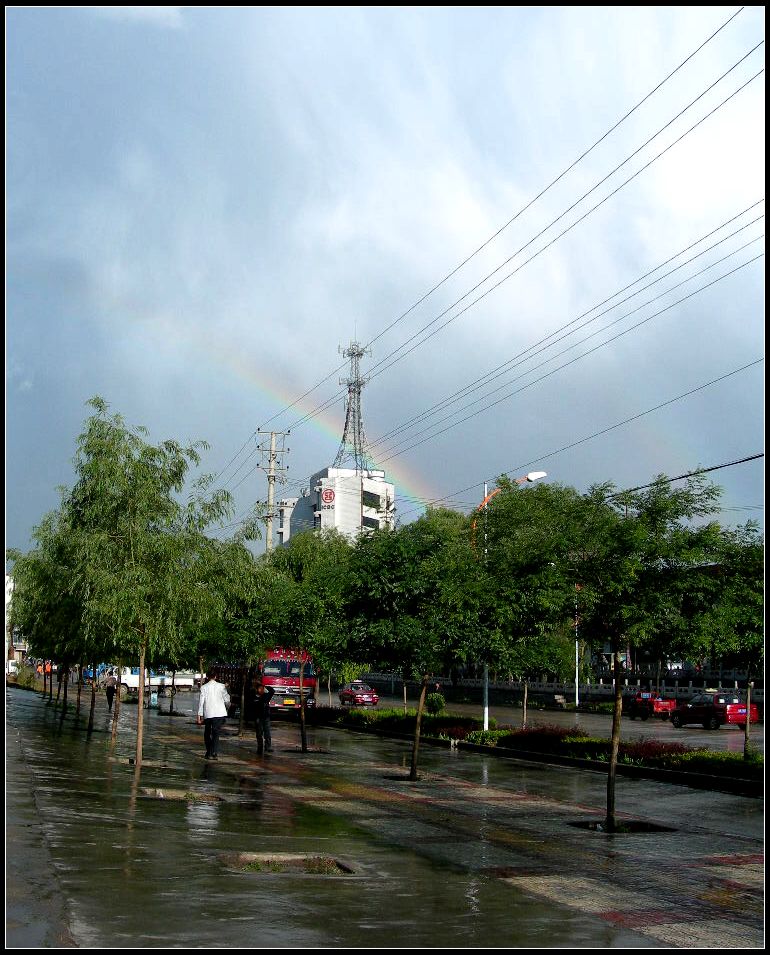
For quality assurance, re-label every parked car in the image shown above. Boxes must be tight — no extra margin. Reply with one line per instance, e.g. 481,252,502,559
339,682,379,706
670,691,759,730
624,691,677,721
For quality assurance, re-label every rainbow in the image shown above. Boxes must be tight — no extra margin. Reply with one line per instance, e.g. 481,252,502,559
205,340,438,513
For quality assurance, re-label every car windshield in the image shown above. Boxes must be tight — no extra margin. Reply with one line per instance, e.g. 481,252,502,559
264,662,288,676
263,660,315,677
288,661,315,677
351,684,372,692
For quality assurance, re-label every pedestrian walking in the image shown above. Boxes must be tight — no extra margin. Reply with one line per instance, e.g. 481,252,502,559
252,680,275,754
196,669,230,760
103,670,118,712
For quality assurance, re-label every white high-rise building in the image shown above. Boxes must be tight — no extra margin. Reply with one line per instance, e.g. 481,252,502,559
277,467,395,545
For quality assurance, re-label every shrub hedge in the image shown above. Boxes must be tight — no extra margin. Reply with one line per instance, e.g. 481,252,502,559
308,707,762,780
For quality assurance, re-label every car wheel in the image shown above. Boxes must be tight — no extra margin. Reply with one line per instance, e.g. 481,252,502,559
640,711,649,721
660,713,669,721
706,716,720,731
671,715,682,728
738,724,746,731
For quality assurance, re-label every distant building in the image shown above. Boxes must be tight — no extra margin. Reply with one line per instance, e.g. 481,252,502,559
277,466,395,545
5,574,29,670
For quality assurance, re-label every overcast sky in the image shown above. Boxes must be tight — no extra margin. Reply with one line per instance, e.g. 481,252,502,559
6,5,765,555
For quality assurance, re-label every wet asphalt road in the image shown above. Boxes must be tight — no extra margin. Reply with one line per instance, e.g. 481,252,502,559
6,685,764,949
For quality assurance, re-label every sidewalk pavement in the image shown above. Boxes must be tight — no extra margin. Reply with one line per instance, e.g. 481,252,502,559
5,686,764,948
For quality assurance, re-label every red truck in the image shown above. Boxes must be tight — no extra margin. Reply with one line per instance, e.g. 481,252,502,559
209,648,317,719
260,647,316,710
624,691,677,721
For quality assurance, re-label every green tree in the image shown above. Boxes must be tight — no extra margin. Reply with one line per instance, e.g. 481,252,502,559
63,397,261,766
265,529,353,750
570,474,723,830
344,508,482,779
482,480,592,723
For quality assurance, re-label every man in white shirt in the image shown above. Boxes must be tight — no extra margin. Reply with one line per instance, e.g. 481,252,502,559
197,669,231,760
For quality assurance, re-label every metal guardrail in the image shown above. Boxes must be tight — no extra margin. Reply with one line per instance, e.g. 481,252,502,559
364,673,764,704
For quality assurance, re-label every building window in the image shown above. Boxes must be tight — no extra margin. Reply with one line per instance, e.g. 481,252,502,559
362,516,380,529
362,490,381,510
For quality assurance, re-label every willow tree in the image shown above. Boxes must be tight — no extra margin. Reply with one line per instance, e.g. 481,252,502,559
7,509,91,713
65,396,260,767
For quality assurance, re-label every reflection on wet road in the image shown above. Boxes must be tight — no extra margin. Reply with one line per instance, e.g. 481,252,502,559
6,687,763,949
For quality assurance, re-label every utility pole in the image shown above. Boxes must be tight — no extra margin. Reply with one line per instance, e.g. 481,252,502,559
256,430,290,551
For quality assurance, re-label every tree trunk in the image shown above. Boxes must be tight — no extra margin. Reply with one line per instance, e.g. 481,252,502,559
521,678,529,728
299,660,308,753
409,676,429,781
135,641,146,768
402,675,408,714
744,679,753,760
55,667,63,705
48,666,53,702
238,666,246,737
605,647,624,832
87,660,97,734
111,660,122,742
76,663,83,714
328,672,333,707
59,672,69,723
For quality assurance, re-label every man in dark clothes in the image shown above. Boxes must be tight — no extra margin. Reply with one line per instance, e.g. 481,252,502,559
253,680,275,754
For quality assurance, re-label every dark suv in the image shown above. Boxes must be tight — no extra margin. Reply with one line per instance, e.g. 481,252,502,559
670,691,759,730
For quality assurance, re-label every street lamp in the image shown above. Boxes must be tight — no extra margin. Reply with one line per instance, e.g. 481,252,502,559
475,471,548,731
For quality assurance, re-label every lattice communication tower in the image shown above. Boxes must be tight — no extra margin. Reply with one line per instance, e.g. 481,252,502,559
333,341,375,471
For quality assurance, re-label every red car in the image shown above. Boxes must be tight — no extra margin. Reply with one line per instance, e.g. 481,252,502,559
339,682,379,707
670,691,759,730
624,692,677,721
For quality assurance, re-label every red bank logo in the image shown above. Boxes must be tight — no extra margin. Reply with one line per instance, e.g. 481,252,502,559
321,488,335,504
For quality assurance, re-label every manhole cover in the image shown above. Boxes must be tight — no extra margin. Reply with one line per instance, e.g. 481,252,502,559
220,852,355,875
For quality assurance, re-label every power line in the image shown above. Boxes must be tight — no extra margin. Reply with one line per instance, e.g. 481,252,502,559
250,9,750,438
362,62,764,389
376,253,764,465
285,57,764,436
395,359,764,520
371,212,764,456
605,453,765,498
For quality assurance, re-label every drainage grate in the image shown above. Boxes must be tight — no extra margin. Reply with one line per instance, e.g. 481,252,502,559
220,851,355,875
140,787,223,802
569,820,676,834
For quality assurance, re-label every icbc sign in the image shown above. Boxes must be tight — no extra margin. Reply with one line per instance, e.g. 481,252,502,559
321,488,335,505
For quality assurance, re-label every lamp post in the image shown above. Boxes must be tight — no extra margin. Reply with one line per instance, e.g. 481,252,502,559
476,471,547,731
574,583,581,707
